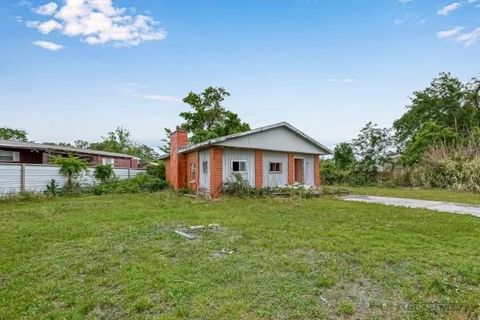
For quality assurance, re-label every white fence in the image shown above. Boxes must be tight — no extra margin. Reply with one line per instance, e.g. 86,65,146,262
0,163,146,195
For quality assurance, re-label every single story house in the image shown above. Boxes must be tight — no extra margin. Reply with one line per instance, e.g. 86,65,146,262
161,122,332,198
0,140,140,168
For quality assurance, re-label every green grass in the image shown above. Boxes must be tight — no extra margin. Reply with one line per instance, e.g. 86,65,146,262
1,192,480,319
341,186,480,205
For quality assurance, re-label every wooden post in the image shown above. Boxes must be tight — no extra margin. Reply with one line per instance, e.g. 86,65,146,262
20,164,26,192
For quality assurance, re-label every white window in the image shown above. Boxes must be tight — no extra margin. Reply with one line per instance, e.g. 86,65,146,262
231,160,247,172
202,161,208,174
0,150,20,162
102,158,115,166
269,162,282,173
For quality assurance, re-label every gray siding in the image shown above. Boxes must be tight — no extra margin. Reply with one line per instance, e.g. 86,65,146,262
222,149,255,187
199,149,210,191
295,154,315,187
263,151,288,188
218,126,322,154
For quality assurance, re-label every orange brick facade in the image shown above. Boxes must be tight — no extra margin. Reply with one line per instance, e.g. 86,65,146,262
166,128,188,190
165,130,323,198
186,151,199,191
314,154,320,187
287,153,295,185
255,150,263,188
210,147,223,198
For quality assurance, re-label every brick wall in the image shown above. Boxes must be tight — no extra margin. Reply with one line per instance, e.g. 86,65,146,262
165,159,171,183
186,151,199,191
166,128,188,190
210,147,223,198
287,153,294,185
255,150,263,188
314,154,320,187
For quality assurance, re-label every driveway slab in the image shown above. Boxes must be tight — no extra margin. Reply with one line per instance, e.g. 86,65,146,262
340,195,480,217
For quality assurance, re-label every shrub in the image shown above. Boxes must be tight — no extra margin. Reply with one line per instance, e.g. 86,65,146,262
223,174,256,197
223,174,322,198
397,141,480,192
146,162,165,180
95,164,115,183
92,174,168,195
51,155,88,190
45,179,60,197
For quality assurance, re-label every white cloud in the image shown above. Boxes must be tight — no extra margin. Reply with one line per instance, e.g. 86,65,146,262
438,2,461,16
456,27,480,46
327,78,356,83
398,0,413,4
33,2,58,15
27,0,166,47
33,40,64,51
142,94,182,103
37,19,62,34
394,19,404,25
436,26,464,39
122,87,181,103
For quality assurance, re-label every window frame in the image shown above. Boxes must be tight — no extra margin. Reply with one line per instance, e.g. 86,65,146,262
231,160,247,173
202,160,208,174
190,162,196,181
269,162,282,174
0,150,20,162
101,158,115,167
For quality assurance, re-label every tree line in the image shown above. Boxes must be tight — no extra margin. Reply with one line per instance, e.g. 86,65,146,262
324,72,480,190
3,72,479,191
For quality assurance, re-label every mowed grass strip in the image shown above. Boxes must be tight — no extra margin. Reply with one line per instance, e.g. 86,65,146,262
1,192,480,319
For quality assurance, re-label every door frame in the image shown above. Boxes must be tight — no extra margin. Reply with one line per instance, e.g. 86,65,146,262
199,150,210,191
293,157,305,184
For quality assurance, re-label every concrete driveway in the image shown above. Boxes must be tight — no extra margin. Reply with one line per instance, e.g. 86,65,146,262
340,195,480,217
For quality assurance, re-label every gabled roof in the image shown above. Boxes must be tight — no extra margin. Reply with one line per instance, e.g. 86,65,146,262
160,122,332,159
0,139,140,159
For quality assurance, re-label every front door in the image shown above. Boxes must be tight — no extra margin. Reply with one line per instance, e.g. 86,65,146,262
199,150,210,191
294,158,304,184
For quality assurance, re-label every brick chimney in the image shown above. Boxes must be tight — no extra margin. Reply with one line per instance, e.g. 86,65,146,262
167,126,188,190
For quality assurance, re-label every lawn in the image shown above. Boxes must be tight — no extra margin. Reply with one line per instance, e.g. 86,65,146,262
340,186,480,206
1,192,480,319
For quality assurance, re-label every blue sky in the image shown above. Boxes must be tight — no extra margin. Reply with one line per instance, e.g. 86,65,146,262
0,0,479,149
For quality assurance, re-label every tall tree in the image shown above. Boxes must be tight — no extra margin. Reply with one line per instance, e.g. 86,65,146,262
0,127,28,141
90,127,159,162
178,87,250,144
333,142,356,170
352,122,393,181
403,122,458,165
394,73,479,149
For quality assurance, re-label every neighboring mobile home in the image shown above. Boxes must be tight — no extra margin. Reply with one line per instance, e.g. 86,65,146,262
161,122,332,198
0,140,140,168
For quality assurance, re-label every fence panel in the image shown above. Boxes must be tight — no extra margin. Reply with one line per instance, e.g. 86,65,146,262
0,163,146,196
113,168,130,179
25,165,68,192
130,169,146,178
0,164,22,195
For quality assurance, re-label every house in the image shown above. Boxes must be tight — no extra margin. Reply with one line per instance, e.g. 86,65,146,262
0,140,140,168
161,122,332,198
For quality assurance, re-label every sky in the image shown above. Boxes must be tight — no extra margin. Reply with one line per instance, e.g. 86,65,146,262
0,0,479,150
